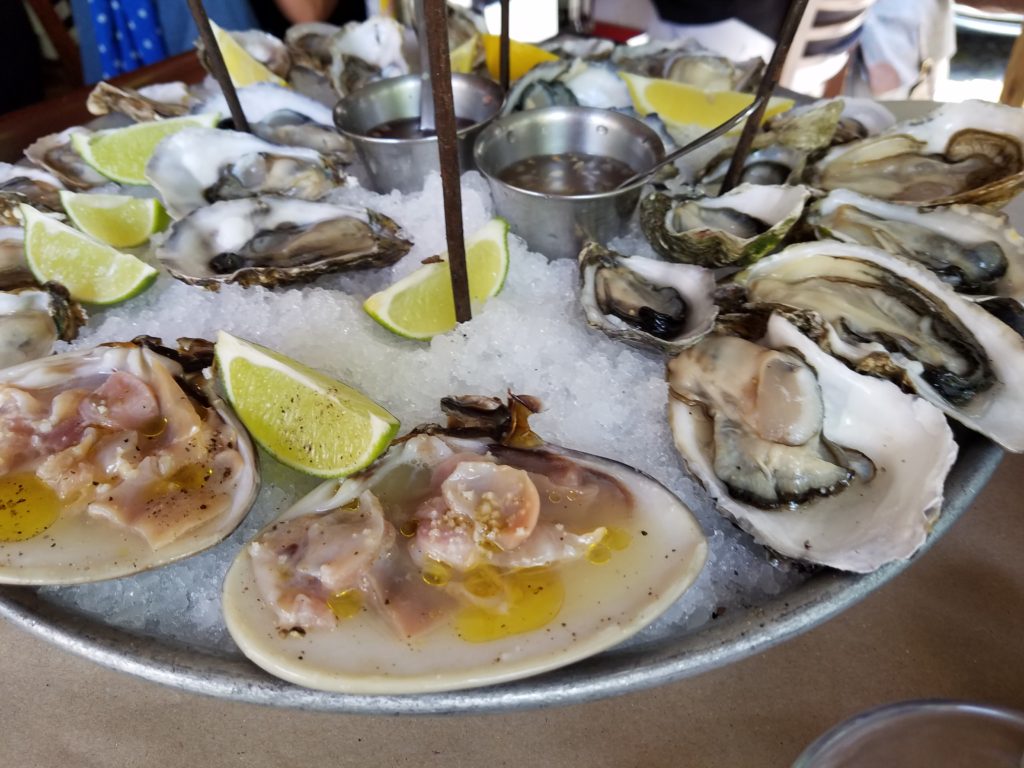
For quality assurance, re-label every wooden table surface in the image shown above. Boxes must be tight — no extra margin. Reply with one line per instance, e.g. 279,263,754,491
2,57,1022,768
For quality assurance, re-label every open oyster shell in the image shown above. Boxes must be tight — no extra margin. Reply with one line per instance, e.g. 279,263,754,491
86,81,192,122
195,84,353,164
735,240,1024,451
24,127,109,190
578,242,717,353
640,183,810,267
0,338,259,584
808,188,1024,299
0,164,64,226
0,281,86,369
223,395,707,694
145,128,347,219
156,196,412,288
668,313,956,573
806,100,1024,208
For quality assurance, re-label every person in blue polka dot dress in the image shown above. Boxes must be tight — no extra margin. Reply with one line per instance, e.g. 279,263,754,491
71,0,260,83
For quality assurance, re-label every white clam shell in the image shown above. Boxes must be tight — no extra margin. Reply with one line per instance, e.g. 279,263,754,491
0,343,259,585
223,433,707,694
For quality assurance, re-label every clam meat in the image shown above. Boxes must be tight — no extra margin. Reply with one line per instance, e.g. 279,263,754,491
156,196,412,287
0,338,259,584
223,395,706,693
669,312,955,572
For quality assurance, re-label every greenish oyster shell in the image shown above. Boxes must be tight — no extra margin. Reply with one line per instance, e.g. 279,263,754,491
577,242,717,353
640,183,810,267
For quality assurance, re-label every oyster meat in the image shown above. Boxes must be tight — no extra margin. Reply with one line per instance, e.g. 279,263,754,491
641,183,810,267
223,395,706,693
0,338,259,584
0,163,65,225
612,39,761,91
24,127,109,190
807,100,1024,207
156,196,412,287
0,282,86,369
668,313,956,572
502,60,632,114
86,81,191,122
736,241,1024,451
578,242,717,353
195,84,353,164
809,189,1024,298
145,127,347,218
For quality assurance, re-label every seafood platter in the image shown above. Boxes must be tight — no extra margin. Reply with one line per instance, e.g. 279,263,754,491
0,10,1019,711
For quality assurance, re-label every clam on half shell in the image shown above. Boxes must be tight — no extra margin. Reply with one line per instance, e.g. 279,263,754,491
223,395,707,694
669,314,956,572
0,339,259,585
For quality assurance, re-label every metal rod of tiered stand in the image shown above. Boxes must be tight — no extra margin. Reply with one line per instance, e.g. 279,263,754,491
185,0,250,133
719,0,810,194
500,0,511,92
423,0,472,323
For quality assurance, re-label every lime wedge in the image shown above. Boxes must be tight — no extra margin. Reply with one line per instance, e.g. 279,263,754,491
214,332,400,478
21,205,158,305
71,113,220,185
211,21,289,88
60,191,169,248
619,71,794,130
364,218,510,341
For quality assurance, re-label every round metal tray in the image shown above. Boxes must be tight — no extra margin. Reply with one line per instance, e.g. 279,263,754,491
0,431,1002,713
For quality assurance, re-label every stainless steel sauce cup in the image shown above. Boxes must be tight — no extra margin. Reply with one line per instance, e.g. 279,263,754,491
473,106,665,259
333,74,505,194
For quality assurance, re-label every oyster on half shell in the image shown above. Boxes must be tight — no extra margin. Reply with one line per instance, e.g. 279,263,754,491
808,188,1024,298
0,281,86,369
145,128,348,219
669,313,955,572
223,394,706,693
156,196,412,288
0,338,259,584
806,100,1024,207
640,183,810,267
578,242,717,353
735,241,1024,451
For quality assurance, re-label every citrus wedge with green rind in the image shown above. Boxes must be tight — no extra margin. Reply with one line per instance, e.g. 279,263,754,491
364,218,510,341
619,71,794,130
70,113,220,185
211,21,289,88
21,205,158,305
60,191,169,248
214,331,400,478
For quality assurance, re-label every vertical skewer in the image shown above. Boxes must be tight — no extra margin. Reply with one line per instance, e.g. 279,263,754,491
423,0,472,323
719,0,810,194
499,0,511,92
415,0,436,133
186,0,250,133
